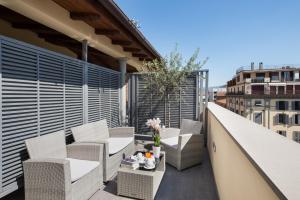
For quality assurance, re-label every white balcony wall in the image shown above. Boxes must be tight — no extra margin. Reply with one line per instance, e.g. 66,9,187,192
207,102,300,200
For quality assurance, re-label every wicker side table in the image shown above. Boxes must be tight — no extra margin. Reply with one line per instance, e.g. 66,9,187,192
117,151,165,200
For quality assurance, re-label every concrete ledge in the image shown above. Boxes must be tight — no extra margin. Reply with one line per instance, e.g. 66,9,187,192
207,102,300,200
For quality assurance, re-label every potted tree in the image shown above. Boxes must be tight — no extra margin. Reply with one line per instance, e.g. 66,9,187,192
141,46,207,127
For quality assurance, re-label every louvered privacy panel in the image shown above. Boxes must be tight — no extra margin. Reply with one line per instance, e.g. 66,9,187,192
128,73,199,133
87,63,120,127
0,36,120,197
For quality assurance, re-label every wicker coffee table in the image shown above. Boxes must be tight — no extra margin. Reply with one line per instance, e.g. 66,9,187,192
117,151,165,200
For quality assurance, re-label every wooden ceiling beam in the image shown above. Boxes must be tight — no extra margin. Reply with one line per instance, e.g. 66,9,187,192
123,47,141,52
70,12,100,21
139,58,153,62
12,22,48,30
132,53,147,58
38,33,78,42
111,40,132,46
95,28,120,36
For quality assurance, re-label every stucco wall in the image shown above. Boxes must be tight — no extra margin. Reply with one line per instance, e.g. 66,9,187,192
207,109,280,200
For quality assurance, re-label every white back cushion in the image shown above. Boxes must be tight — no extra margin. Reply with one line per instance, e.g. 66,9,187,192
25,131,67,159
71,119,109,142
180,119,202,135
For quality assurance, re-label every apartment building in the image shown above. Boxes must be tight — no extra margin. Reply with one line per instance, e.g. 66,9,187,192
226,62,300,142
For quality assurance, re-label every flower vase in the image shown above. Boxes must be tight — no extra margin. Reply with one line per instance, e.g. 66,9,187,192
152,146,161,158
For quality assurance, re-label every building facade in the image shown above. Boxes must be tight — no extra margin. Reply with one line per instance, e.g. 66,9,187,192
226,62,300,142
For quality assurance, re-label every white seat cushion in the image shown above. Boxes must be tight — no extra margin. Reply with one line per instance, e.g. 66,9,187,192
66,158,99,182
161,136,179,149
108,137,133,155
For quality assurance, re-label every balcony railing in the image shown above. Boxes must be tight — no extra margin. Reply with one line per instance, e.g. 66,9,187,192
206,103,300,200
251,78,265,83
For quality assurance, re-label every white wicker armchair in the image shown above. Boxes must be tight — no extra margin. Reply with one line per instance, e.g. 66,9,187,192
23,131,103,200
160,119,204,171
71,119,135,182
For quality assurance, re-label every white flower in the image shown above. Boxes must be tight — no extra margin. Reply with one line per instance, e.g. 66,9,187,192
145,118,161,132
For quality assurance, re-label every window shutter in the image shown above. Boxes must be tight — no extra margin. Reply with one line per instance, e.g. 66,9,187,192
274,114,278,125
292,115,295,125
292,101,295,110
285,101,289,110
285,114,289,125
289,115,293,125
296,114,300,125
276,101,279,110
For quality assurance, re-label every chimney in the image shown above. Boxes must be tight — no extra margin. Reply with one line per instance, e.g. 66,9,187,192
251,62,255,70
259,62,263,70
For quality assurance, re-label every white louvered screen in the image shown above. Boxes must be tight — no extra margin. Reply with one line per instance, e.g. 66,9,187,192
129,73,199,133
88,63,120,127
100,69,111,126
1,40,38,189
0,36,121,197
64,60,84,135
110,72,120,128
88,64,100,122
39,54,64,135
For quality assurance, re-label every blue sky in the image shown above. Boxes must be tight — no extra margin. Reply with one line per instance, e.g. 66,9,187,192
115,0,300,86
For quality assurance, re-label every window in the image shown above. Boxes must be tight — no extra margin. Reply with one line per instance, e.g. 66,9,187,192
294,114,300,125
256,73,265,79
295,71,300,80
251,85,264,95
243,73,250,80
276,101,288,110
270,86,276,95
286,85,293,94
278,86,284,95
254,100,262,106
292,101,300,110
296,85,300,94
270,72,279,81
247,100,251,106
241,111,244,116
277,130,286,137
277,114,288,124
293,131,300,143
254,113,262,124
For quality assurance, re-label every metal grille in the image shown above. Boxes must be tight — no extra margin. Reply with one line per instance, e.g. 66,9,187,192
0,35,120,197
128,73,200,134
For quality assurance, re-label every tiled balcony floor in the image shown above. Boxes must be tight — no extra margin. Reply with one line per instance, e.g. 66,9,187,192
3,141,218,200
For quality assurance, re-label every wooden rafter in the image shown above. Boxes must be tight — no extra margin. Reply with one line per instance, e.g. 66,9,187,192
139,58,152,62
111,40,132,46
95,28,119,36
12,22,48,30
132,53,147,58
70,12,100,21
123,47,141,52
